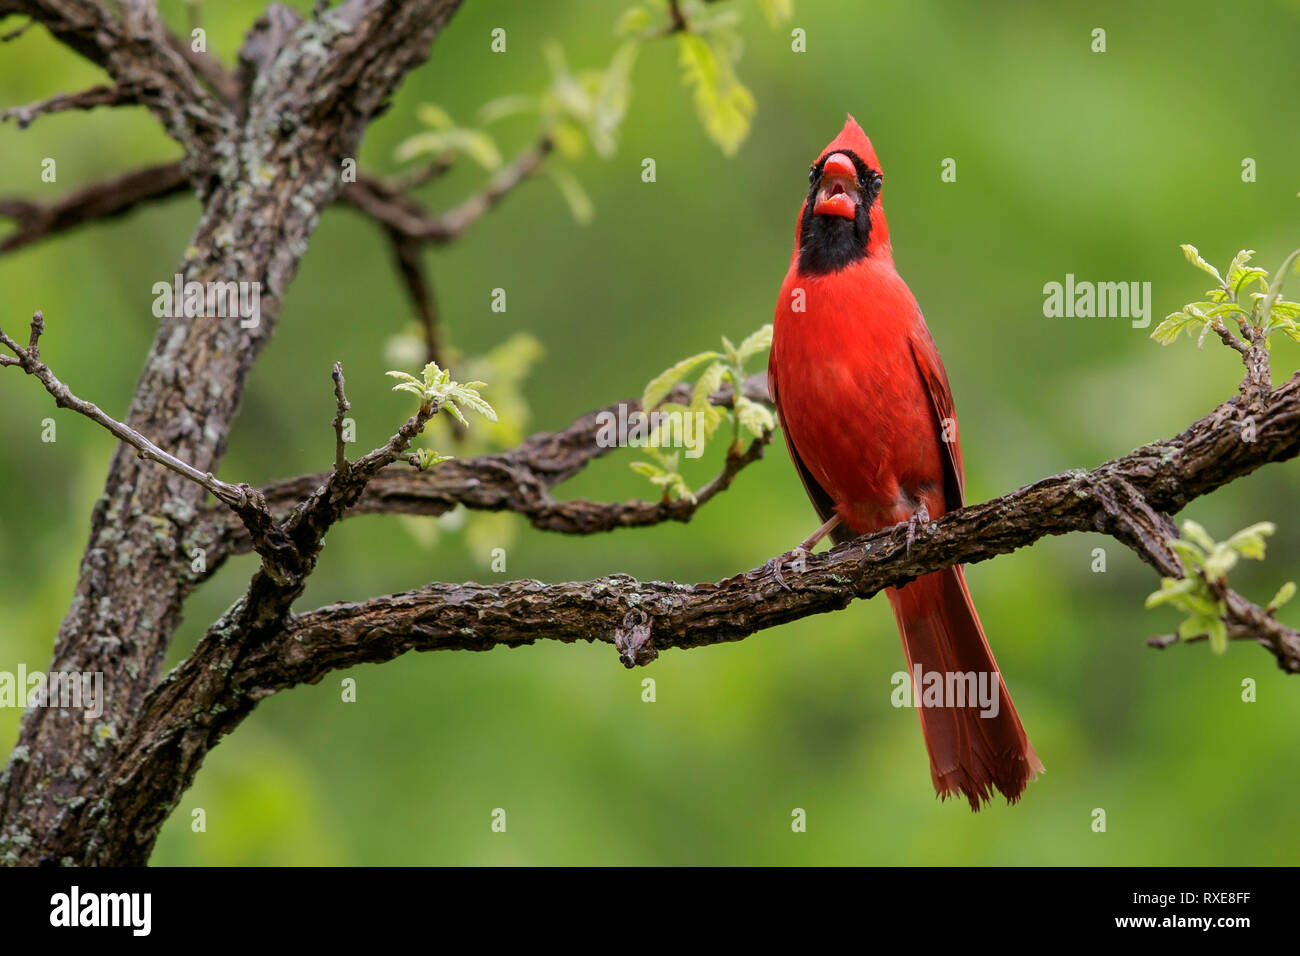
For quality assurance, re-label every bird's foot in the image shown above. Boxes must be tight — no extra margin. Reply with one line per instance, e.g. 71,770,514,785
762,546,809,592
760,515,841,591
904,502,932,555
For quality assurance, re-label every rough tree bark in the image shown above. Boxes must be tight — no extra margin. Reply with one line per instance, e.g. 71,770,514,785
0,0,1295,867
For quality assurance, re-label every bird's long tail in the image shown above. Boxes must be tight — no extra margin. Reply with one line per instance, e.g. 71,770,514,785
887,566,1043,809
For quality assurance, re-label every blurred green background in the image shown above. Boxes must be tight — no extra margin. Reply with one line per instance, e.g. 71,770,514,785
2,0,1299,865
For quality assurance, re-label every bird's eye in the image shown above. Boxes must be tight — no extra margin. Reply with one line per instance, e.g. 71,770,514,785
871,172,883,191
808,165,816,184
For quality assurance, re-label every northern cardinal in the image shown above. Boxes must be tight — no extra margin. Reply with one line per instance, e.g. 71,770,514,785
768,115,1043,808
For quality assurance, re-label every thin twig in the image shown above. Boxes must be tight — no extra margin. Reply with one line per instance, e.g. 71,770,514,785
331,361,351,475
1,83,136,128
0,311,252,510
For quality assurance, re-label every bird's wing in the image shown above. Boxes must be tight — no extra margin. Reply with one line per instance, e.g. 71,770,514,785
769,354,854,544
909,325,965,509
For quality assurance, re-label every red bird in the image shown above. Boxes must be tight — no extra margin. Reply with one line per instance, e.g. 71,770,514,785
768,116,1043,809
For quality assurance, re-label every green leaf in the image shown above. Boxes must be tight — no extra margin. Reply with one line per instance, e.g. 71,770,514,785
676,32,756,157
1196,319,1214,349
1231,269,1269,297
588,41,639,158
413,448,454,470
721,334,739,367
614,5,651,36
734,394,775,438
758,0,795,28
1181,244,1225,285
441,401,469,426
690,360,728,414
690,361,728,442
549,120,587,160
1206,617,1228,655
548,165,594,224
1272,317,1300,342
641,350,722,409
629,460,666,480
394,128,503,169
1268,581,1296,614
1178,614,1212,642
478,94,539,124
1169,538,1207,570
387,362,497,425
736,323,773,363
452,390,499,423
459,130,504,170
1145,576,1196,609
1179,520,1216,553
1224,521,1275,560
1202,545,1239,581
1151,311,1203,344
1262,247,1300,323
416,103,455,130
1184,590,1225,619
1226,249,1269,296
631,459,693,502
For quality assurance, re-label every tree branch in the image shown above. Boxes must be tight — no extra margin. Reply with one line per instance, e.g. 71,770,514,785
0,0,231,156
193,376,774,570
0,162,189,254
337,136,555,245
0,82,137,128
248,368,1300,678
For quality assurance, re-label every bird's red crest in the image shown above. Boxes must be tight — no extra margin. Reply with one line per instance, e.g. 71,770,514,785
817,114,881,173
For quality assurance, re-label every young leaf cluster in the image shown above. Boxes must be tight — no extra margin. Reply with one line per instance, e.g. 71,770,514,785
385,336,544,560
1145,519,1293,653
385,361,499,470
1152,245,1300,349
632,323,773,500
395,1,794,222
394,104,504,171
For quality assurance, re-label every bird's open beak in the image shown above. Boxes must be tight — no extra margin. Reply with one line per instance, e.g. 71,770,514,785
813,152,860,219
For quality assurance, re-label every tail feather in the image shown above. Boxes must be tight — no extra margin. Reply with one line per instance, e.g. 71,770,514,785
887,566,1043,809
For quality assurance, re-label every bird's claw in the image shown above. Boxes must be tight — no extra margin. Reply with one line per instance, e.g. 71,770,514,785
765,546,809,591
904,502,932,554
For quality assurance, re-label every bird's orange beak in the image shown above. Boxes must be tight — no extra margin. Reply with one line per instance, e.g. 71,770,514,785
813,152,860,219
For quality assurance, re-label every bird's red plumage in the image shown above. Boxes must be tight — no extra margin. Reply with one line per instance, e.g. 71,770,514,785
769,116,1043,808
